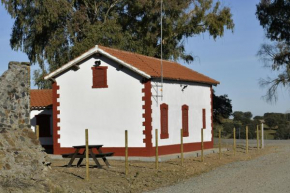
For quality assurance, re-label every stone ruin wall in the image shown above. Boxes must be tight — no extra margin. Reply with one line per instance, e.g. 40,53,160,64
0,62,53,192
0,61,30,130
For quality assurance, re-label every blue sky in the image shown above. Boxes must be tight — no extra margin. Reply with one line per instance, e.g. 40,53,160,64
0,0,289,117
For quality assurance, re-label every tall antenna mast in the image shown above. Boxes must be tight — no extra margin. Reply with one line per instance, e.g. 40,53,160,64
160,0,163,101
152,0,164,104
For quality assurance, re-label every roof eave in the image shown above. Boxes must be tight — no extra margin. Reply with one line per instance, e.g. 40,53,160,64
44,46,99,80
97,48,151,79
44,45,151,80
151,77,220,86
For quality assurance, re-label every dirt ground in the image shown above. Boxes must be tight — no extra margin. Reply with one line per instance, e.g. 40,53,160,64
46,143,278,193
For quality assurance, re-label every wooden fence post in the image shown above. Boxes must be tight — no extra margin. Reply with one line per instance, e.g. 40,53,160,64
201,128,204,162
233,127,236,156
125,130,128,175
257,125,259,150
36,125,39,140
246,126,248,154
261,123,264,148
155,129,158,170
219,128,221,159
181,128,184,166
85,129,89,181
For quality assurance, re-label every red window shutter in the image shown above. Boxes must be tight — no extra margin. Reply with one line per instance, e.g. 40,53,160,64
202,108,206,129
160,103,169,139
182,105,189,137
92,66,108,88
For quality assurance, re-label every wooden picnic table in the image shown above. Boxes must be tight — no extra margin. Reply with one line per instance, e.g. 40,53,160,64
62,145,114,168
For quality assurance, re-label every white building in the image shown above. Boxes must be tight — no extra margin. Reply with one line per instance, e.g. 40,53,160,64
30,89,53,153
39,45,219,156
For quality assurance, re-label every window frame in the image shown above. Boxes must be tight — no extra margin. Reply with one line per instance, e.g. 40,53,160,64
182,105,189,137
91,66,108,88
160,103,169,139
202,108,206,129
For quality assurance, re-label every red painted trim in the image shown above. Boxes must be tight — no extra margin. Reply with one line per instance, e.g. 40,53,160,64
51,79,214,156
157,141,213,155
91,66,108,88
202,108,206,129
160,103,169,139
52,141,213,156
104,141,213,156
52,82,61,154
142,80,153,155
182,105,189,137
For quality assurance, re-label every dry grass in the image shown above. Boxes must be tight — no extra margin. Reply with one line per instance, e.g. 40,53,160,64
47,145,277,193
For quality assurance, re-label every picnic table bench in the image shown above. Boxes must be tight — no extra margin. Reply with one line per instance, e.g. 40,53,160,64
62,145,114,168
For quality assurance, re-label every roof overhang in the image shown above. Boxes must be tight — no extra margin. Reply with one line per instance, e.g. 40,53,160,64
151,77,219,86
30,105,52,110
44,45,151,80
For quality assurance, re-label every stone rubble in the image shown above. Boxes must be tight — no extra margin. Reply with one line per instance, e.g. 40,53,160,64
0,62,60,192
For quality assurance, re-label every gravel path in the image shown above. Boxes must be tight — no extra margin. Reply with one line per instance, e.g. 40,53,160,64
148,141,290,193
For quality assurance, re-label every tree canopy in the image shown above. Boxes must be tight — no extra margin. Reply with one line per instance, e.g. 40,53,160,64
233,111,253,125
256,0,290,102
2,0,234,88
212,90,232,124
264,112,287,128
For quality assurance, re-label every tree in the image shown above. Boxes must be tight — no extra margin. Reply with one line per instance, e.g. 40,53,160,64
253,115,263,120
233,111,252,125
212,90,232,124
275,124,290,139
222,122,234,136
2,0,234,88
264,112,287,129
256,0,290,102
231,111,257,139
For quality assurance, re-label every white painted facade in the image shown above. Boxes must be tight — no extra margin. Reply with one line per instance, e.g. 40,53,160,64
56,56,145,148
51,52,213,150
151,80,212,146
30,109,53,145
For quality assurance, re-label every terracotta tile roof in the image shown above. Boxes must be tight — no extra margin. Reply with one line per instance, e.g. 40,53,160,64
30,89,52,108
99,45,219,85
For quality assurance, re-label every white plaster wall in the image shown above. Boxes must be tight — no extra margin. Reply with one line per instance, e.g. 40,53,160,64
56,56,145,148
30,109,53,145
151,80,212,146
